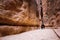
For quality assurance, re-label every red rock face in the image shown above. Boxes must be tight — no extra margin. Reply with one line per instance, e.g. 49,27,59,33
36,0,60,27
0,0,60,37
0,0,39,26
0,26,39,37
0,0,39,37
43,0,60,27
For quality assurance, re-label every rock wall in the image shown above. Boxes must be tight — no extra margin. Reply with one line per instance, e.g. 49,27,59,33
36,0,60,27
0,26,38,37
46,0,60,27
0,0,60,37
0,0,39,26
42,0,60,27
0,0,39,37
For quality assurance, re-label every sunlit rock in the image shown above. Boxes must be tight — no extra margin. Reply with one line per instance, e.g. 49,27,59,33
0,0,39,26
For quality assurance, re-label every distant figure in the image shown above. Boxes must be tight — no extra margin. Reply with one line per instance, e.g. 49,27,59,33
35,0,45,29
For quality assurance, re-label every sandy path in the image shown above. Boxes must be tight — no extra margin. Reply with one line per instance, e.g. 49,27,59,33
0,29,60,40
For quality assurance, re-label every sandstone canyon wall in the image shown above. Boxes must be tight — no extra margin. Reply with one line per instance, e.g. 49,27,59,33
0,0,39,26
0,0,39,37
0,0,60,37
39,0,60,27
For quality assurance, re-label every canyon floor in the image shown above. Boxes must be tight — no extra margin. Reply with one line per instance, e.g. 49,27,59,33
0,28,60,40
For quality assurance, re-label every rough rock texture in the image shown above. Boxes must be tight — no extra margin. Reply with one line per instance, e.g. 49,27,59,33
0,0,39,37
0,26,39,37
0,0,60,37
0,0,39,26
38,0,60,27
36,0,60,27
46,0,60,27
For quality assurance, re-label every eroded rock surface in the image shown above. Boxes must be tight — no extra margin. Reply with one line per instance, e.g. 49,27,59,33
0,26,39,37
46,0,60,27
0,0,39,26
